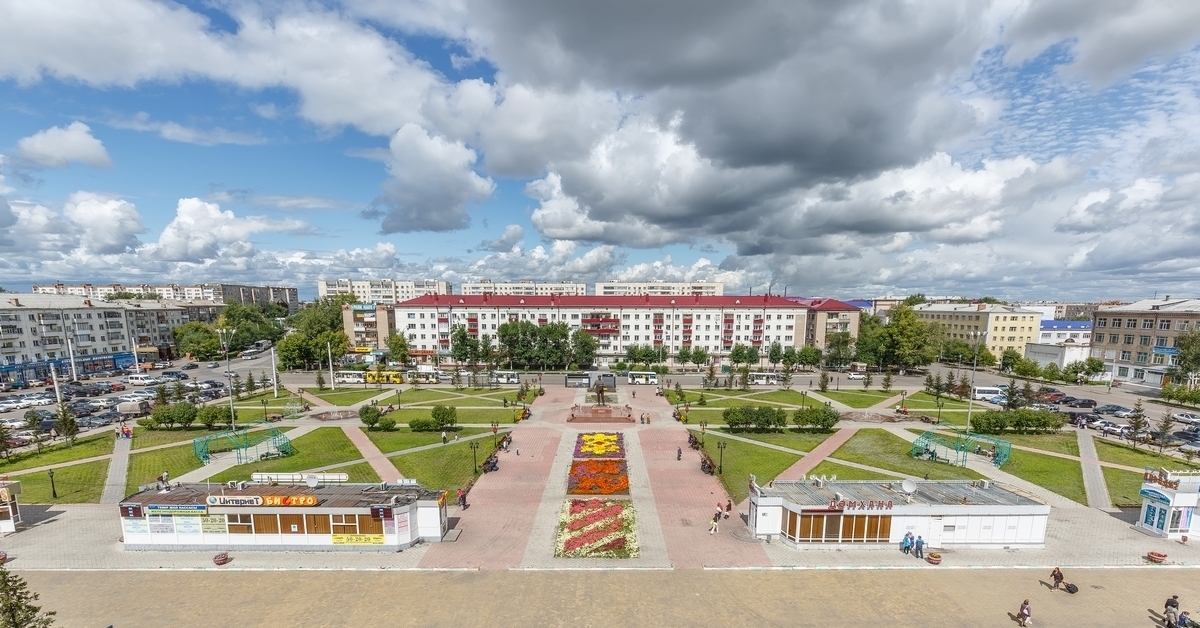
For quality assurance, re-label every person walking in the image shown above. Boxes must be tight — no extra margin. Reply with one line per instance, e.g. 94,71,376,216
441,430,447,445
1017,600,1032,627
1166,595,1181,627
902,534,912,555
913,535,925,559
709,513,719,535
1050,567,1064,591
725,500,732,519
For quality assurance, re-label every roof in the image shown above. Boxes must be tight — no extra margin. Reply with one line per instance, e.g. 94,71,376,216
1099,299,1200,313
0,293,124,310
1040,320,1092,330
761,479,1045,508
912,303,1042,315
396,294,804,308
123,482,442,509
788,297,862,311
844,299,873,309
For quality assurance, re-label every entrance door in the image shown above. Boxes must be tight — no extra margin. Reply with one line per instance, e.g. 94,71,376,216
926,517,943,548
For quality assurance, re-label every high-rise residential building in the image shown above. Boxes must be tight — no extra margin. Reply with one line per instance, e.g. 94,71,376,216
33,283,299,313
594,281,724,296
0,294,137,382
792,298,862,351
1090,297,1200,387
458,280,587,296
317,279,451,303
342,303,399,353
913,303,1043,357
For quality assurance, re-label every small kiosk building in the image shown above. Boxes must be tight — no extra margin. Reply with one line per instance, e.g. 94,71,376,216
120,481,447,551
1136,468,1200,540
0,480,21,534
747,475,1049,549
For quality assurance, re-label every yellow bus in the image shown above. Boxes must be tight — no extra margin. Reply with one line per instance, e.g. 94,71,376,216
365,370,405,384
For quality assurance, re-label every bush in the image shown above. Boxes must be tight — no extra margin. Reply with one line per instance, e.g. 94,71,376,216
151,404,175,430
172,402,198,429
377,416,397,431
971,409,1065,434
197,405,234,430
722,406,788,432
431,405,458,429
794,406,841,432
409,418,437,432
136,418,156,430
359,405,381,430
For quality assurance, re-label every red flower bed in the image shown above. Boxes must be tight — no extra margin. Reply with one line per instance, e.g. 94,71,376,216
555,498,639,558
568,459,630,495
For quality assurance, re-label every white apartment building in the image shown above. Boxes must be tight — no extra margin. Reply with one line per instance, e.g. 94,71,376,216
393,294,808,365
1090,298,1200,387
317,279,451,303
0,294,137,383
913,303,1043,357
459,280,587,296
33,283,299,312
594,281,724,296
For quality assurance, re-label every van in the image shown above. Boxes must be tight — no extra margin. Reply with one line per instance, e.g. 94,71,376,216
971,386,1003,401
126,374,158,386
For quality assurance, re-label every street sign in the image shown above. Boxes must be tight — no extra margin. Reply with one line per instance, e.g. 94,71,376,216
1152,347,1179,355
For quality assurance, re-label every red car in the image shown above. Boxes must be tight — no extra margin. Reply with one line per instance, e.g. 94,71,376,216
108,383,126,392
1040,392,1066,402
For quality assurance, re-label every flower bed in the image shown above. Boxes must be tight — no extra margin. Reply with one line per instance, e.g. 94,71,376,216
574,432,625,458
568,459,630,495
555,498,639,558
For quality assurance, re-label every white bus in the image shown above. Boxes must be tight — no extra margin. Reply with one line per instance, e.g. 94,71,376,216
490,371,520,384
971,386,1003,401
628,371,659,385
748,372,779,386
334,371,366,384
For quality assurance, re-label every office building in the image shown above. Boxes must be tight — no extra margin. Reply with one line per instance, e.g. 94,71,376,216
1090,297,1200,387
913,303,1042,357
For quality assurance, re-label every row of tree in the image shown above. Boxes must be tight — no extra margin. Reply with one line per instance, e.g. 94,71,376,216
720,405,841,432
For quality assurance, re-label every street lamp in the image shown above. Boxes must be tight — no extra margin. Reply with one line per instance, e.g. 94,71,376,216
936,400,944,423
717,440,727,475
699,420,707,446
901,390,908,409
48,468,57,499
490,421,499,448
216,327,239,427
964,331,988,434
469,441,480,473
262,398,268,421
801,390,808,407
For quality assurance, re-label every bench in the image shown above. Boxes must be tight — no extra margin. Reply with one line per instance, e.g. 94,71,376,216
260,451,284,460
266,413,284,422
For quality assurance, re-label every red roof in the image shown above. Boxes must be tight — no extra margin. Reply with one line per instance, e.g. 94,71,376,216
791,297,860,312
395,294,803,308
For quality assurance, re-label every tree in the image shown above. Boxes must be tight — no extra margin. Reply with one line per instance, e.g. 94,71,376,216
676,345,693,371
744,346,761,369
818,369,830,392
385,332,410,366
245,372,257,393
901,293,927,306
882,304,936,372
1004,377,1020,411
1000,349,1023,373
1169,329,1200,383
197,405,232,430
359,405,381,430
431,405,458,429
151,404,174,430
825,332,855,369
570,328,598,368
315,370,327,391
797,345,822,370
1019,381,1037,408
173,322,222,360
780,362,795,389
171,381,188,403
794,406,841,432
781,346,798,368
728,344,748,373
854,313,886,367
1155,410,1176,453
767,342,783,371
56,402,78,446
0,565,57,627
378,415,397,431
703,361,717,388
276,333,313,370
231,375,243,400
923,373,937,395
1125,400,1149,449
1082,357,1106,379
173,401,198,430
1013,358,1042,379
287,295,357,338
154,384,170,407
881,372,893,393
691,347,710,372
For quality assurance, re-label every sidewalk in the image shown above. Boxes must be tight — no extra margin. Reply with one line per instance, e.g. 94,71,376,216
340,426,404,481
1076,429,1113,510
99,435,131,504
774,426,860,480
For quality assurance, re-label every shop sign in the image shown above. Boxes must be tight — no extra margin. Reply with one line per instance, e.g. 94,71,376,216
332,534,385,545
0,488,9,502
262,495,319,507
1153,347,1179,355
1139,488,1172,505
370,506,393,520
828,499,894,511
207,495,262,506
175,516,202,535
119,504,144,518
201,516,228,534
1143,471,1180,490
147,504,208,516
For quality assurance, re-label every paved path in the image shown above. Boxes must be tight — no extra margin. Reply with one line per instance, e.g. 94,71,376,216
1077,429,1113,510
340,425,404,481
173,424,322,482
99,434,130,504
774,425,861,480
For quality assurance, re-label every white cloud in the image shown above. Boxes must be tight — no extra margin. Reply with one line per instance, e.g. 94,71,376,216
15,121,111,168
147,198,309,262
480,224,524,252
62,192,146,254
109,112,264,146
374,123,494,232
254,195,355,211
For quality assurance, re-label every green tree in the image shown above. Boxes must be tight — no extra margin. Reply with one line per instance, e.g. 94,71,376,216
1126,400,1149,449
315,370,327,391
767,342,783,371
1155,410,1176,453
780,362,795,389
275,333,313,370
1004,377,1020,411
385,332,410,366
287,295,357,338
691,347,710,372
154,384,170,407
55,401,78,446
676,345,693,371
197,405,227,430
172,401,198,430
1169,330,1200,383
854,313,886,367
728,344,749,373
497,320,539,369
1000,348,1023,373
744,346,761,369
171,381,187,403
570,328,598,367
781,345,798,368
450,326,478,371
1013,358,1042,378
151,404,174,430
703,361,717,388
1082,357,1106,379
818,369,830,392
882,304,937,372
245,372,257,392
173,322,222,360
377,415,397,431
359,405,381,430
231,375,243,400
797,345,822,369
881,372,893,393
0,565,57,627
431,405,458,429
794,406,841,432
901,294,927,306
825,332,855,368
862,372,873,389
0,423,9,460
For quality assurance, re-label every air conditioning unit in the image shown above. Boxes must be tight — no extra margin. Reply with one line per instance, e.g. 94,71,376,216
236,481,247,490
979,480,991,490
833,492,844,501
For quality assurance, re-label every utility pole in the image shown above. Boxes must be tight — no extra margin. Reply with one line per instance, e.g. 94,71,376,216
327,341,336,391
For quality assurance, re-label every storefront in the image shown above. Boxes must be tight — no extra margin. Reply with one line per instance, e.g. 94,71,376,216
120,481,447,551
1136,468,1200,540
0,481,22,534
747,475,1049,549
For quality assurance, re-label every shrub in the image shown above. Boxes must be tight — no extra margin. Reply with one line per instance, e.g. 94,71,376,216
151,404,175,430
172,401,198,429
136,418,156,430
794,406,841,432
377,416,397,431
431,405,458,429
409,418,437,432
197,405,233,430
359,405,381,430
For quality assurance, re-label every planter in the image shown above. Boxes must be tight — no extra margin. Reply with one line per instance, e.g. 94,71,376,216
0,551,7,564
212,552,230,566
1147,551,1167,564
926,555,942,565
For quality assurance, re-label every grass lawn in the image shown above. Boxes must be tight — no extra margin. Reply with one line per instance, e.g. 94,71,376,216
665,390,705,404
697,388,762,397
988,431,1081,457
390,439,482,491
832,429,984,480
396,389,466,404
132,426,222,450
1093,440,1200,471
19,459,109,504
728,429,834,453
415,398,506,408
703,397,780,408
1003,449,1088,505
1103,467,1145,508
366,427,488,454
456,408,524,424
904,391,971,409
125,442,206,496
816,390,896,408
208,428,365,482
743,389,822,407
1,433,115,474
301,388,384,406
699,436,801,503
808,461,901,480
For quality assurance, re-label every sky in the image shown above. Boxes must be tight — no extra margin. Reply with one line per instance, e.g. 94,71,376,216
2,0,1200,302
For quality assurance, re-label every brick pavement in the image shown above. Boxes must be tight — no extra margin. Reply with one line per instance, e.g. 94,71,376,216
418,426,561,569
341,425,405,481
774,425,860,480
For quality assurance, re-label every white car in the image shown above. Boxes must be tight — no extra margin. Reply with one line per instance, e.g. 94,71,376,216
1114,409,1143,419
1179,443,1200,456
1172,412,1200,425
846,372,866,380
0,417,27,428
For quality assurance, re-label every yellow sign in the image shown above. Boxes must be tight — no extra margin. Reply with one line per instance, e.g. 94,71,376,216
332,534,385,545
262,495,319,507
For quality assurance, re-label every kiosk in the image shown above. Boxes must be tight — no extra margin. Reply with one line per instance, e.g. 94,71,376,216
1136,468,1200,540
0,480,21,534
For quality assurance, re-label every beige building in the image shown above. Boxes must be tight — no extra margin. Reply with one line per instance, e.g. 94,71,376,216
459,280,586,296
797,298,862,352
0,294,136,382
34,283,298,312
1090,298,1200,387
913,303,1042,357
317,279,451,303
342,303,398,353
594,281,723,296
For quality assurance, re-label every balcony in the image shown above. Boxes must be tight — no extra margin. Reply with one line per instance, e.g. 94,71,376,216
0,327,20,339
582,317,619,325
0,345,18,354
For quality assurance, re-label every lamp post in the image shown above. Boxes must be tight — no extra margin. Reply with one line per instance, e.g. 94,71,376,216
964,331,988,434
717,440,726,475
469,441,480,473
216,327,238,428
48,468,57,499
262,398,268,421
901,390,908,409
801,390,808,407
699,420,707,446
491,421,499,448
936,400,944,423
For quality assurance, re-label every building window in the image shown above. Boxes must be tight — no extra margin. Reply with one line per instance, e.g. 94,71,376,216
1120,351,1132,361
1096,318,1107,327
1133,368,1145,379
1124,335,1134,345
1140,336,1151,346
1159,320,1171,330
1152,354,1165,365
1141,319,1153,329
1109,334,1119,343
331,514,357,534
1117,366,1129,377
227,513,254,534
1136,352,1148,363
1155,337,1168,347
1126,319,1137,328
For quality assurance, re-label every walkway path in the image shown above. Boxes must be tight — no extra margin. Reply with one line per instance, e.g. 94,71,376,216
1076,429,1114,510
774,426,861,480
173,424,322,482
99,435,130,504
340,426,404,482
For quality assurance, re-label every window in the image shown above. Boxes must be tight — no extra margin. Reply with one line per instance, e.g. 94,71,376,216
1109,334,1119,344
1096,318,1107,327
1124,335,1135,345
1120,351,1132,361
1136,352,1148,363
1117,366,1129,377
1133,368,1145,379
1140,336,1151,346
1152,354,1165,365
1156,337,1168,347
227,513,254,534
1110,318,1121,328
1127,319,1138,328
1142,319,1154,329
331,514,358,534
1159,320,1171,330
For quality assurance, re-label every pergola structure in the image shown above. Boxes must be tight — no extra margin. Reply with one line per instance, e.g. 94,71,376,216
192,420,294,465
911,430,1011,468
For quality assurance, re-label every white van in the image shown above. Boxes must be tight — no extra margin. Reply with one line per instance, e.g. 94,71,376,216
126,374,159,386
971,386,1003,401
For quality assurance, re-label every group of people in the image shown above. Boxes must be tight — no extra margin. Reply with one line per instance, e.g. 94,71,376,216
900,531,925,558
113,425,132,439
1165,594,1193,628
638,412,651,424
708,501,732,534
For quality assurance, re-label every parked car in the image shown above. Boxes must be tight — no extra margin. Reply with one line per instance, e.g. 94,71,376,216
1029,403,1059,412
181,362,199,370
988,395,1008,405
1180,442,1200,456
1066,398,1097,408
1100,423,1129,437
108,382,126,392
1040,392,1066,402
1172,412,1200,425
4,436,31,448
153,361,173,369
1095,404,1129,414
1114,408,1143,419
222,370,238,378
1057,396,1078,405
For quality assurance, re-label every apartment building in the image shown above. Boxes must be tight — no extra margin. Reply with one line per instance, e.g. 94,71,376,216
0,294,137,383
913,303,1042,357
795,298,862,350
342,303,398,353
117,301,189,362
1090,298,1200,386
33,283,299,313
317,279,451,303
393,294,809,366
594,281,724,296
459,280,587,296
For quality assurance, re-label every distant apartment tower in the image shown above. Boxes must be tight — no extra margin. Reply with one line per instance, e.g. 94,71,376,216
459,280,587,296
317,279,451,303
594,281,723,296
342,303,398,353
1090,297,1200,387
33,283,299,313
913,303,1043,357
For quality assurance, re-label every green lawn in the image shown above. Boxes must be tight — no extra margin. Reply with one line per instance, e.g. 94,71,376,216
1103,467,1145,508
816,390,897,408
699,436,801,503
743,389,822,407
390,439,482,491
125,442,206,496
208,428,365,482
2,433,115,475
1093,440,1200,471
366,427,488,454
807,461,901,480
132,426,221,450
904,391,971,409
1003,449,1088,505
729,429,834,453
983,431,1080,457
19,459,109,503
231,396,300,410
832,429,984,480
396,389,466,404
455,408,524,423
301,388,384,406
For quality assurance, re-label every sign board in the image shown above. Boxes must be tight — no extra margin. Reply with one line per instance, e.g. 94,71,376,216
174,516,202,535
147,504,208,516
207,495,263,507
395,512,410,536
332,534,385,545
1153,347,1180,355
370,506,394,520
201,515,228,534
828,499,894,512
119,504,144,518
262,495,319,507
206,495,319,507
1139,488,1172,504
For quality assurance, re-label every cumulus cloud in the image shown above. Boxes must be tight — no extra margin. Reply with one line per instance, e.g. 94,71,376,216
62,192,146,254
373,123,494,233
15,121,111,168
480,224,524,252
147,198,309,262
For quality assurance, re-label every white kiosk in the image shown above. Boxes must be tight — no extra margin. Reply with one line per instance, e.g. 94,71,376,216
0,480,20,534
1136,468,1200,540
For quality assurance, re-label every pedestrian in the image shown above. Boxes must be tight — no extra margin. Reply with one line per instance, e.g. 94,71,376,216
114,426,121,439
724,500,732,519
1049,567,1064,591
913,535,925,559
454,432,459,442
456,488,464,508
515,448,519,456
1166,595,1181,627
1179,611,1192,628
709,514,719,534
632,390,636,399
902,534,912,555
123,425,132,439
1017,599,1032,627
441,430,447,445
677,447,682,461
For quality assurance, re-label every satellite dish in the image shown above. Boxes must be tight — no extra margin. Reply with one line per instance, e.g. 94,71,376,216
304,474,319,488
901,479,917,494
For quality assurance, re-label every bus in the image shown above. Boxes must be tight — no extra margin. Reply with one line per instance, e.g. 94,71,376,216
971,386,1003,401
365,370,405,384
490,371,520,384
628,371,659,385
334,371,367,384
748,372,779,386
